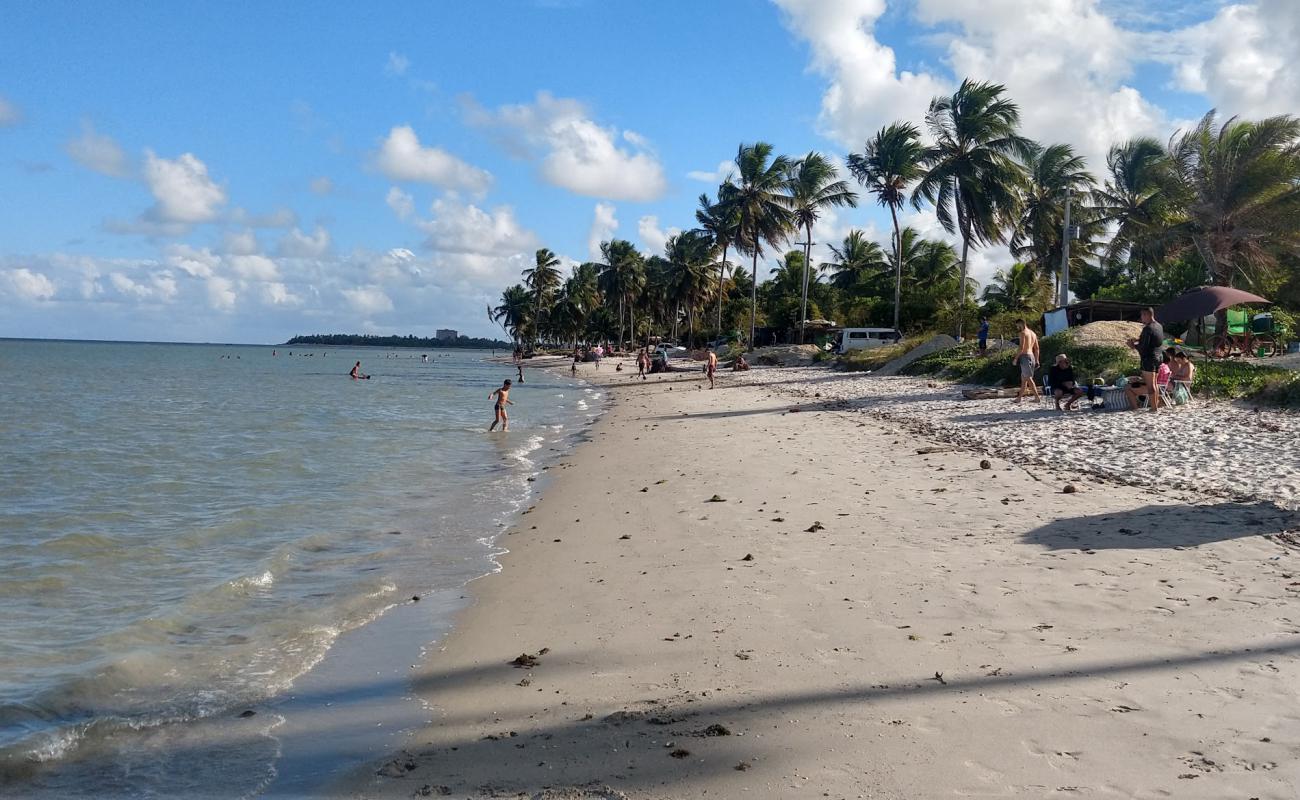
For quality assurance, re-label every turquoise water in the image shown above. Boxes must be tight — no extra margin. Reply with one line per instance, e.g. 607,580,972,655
0,340,598,796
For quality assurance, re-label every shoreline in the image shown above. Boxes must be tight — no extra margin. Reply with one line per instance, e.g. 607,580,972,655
334,362,1300,799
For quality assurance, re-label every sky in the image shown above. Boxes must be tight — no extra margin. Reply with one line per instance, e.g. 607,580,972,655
2,0,1298,343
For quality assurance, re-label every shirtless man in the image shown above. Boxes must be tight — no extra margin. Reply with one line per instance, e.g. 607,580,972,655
488,379,513,432
705,349,718,389
349,361,369,380
636,348,650,380
1012,319,1040,403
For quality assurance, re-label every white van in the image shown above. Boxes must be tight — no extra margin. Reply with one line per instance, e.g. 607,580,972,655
838,327,901,353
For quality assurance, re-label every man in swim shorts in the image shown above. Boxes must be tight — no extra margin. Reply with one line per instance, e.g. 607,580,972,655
705,349,718,389
1012,319,1040,403
488,379,513,432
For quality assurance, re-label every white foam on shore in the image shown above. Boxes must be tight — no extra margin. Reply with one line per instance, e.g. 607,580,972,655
741,368,1300,510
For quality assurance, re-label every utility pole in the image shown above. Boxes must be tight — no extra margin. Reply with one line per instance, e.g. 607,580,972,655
797,237,814,344
1058,191,1073,308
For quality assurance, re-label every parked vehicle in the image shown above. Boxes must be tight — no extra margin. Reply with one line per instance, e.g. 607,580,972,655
836,327,901,354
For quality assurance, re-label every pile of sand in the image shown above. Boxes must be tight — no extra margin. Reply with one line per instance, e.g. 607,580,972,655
1066,320,1141,348
745,344,823,366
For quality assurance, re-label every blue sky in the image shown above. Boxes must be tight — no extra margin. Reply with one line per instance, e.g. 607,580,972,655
2,0,1295,342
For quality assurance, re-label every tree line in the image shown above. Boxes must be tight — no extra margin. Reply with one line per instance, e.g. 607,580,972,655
285,333,511,349
493,78,1300,350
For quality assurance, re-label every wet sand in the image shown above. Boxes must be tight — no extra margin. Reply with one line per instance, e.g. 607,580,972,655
334,362,1300,799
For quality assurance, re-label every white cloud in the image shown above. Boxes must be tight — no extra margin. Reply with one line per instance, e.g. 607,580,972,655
278,226,331,258
230,207,298,229
309,176,334,195
385,51,410,76
165,244,221,278
687,159,736,184
261,282,301,306
637,215,680,257
1161,0,1300,120
342,285,394,314
142,150,227,223
465,91,667,201
588,201,618,260
374,125,493,195
109,272,152,299
3,268,56,300
0,95,20,127
229,254,280,282
66,121,130,177
222,229,260,256
386,186,415,220
421,195,537,257
207,275,237,312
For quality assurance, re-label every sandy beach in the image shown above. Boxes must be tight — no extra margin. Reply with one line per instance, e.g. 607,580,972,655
336,361,1300,799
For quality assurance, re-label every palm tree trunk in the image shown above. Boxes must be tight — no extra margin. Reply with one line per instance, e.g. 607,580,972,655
716,244,728,338
889,205,902,334
629,296,636,349
749,250,759,348
955,202,969,340
799,223,812,344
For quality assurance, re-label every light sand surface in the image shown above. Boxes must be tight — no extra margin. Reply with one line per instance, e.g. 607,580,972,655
336,363,1300,799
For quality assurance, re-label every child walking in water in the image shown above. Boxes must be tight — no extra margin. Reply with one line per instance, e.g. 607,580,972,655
488,379,513,432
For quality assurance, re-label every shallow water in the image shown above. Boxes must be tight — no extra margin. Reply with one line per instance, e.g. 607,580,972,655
0,340,598,796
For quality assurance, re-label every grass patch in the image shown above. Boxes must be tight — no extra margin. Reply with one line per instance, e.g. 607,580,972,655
836,335,926,372
1195,360,1298,401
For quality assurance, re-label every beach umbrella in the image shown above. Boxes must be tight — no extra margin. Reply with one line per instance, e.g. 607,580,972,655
1155,286,1270,323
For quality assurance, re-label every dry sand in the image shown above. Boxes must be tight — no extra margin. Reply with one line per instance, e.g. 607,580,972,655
335,362,1300,799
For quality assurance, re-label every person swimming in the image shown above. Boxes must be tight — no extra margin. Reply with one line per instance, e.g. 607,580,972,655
488,379,513,432
349,361,370,380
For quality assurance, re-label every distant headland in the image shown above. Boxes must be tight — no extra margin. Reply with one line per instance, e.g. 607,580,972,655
284,333,511,349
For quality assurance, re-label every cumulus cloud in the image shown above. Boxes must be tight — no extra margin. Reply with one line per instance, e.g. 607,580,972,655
222,229,260,256
3,268,56,301
0,95,20,126
386,186,415,220
385,51,410,76
107,271,177,302
165,244,220,278
687,159,736,184
1161,0,1300,120
278,226,331,258
421,196,537,257
228,254,280,282
374,125,493,195
66,121,131,177
309,176,334,195
142,150,227,223
207,275,237,312
587,202,618,260
342,285,394,314
261,281,301,306
637,215,679,257
464,91,667,201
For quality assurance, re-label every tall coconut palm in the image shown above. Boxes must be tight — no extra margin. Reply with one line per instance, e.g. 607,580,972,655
665,229,716,347
913,79,1033,338
696,187,739,337
522,248,562,345
819,230,888,292
597,239,645,347
981,262,1051,313
722,142,795,347
1009,142,1098,298
1166,111,1300,289
492,284,532,345
848,121,926,332
1092,137,1177,272
789,152,857,341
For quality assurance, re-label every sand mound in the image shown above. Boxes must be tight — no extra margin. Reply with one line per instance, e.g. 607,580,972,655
745,344,822,367
1066,320,1141,348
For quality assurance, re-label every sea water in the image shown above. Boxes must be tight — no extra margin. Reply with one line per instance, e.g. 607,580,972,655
0,340,600,796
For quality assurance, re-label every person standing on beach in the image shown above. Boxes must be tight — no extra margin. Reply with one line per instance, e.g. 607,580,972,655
488,379,513,432
1012,319,1040,403
977,317,990,354
705,349,718,389
637,348,649,380
1126,307,1165,412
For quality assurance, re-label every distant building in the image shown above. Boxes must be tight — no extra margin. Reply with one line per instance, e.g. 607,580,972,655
435,329,458,341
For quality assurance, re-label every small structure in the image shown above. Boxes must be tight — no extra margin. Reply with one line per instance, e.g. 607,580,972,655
1042,300,1148,335
435,328,458,341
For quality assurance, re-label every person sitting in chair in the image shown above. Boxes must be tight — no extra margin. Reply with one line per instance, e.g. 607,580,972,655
1048,354,1085,411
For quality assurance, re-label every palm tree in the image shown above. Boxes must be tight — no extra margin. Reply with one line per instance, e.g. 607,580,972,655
1009,143,1097,298
665,229,716,347
696,187,739,337
913,79,1033,338
597,239,645,347
789,152,857,341
722,142,795,347
848,122,926,332
1092,137,1177,272
820,230,888,291
492,284,532,345
1166,111,1300,289
522,248,562,345
981,262,1051,313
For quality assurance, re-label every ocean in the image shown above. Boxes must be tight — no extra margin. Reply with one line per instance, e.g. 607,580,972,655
0,339,601,797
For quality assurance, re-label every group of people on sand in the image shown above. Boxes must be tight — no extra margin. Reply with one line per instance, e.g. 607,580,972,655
1013,307,1193,413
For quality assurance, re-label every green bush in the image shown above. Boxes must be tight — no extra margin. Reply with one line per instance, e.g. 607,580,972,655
836,335,926,372
1194,360,1296,399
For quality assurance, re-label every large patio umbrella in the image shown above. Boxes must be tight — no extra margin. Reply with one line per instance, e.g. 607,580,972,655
1155,286,1270,323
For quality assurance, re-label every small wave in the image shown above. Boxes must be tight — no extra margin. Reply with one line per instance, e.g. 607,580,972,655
228,571,274,591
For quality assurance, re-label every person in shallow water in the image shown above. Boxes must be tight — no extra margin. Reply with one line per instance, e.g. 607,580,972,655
349,361,370,380
488,379,514,432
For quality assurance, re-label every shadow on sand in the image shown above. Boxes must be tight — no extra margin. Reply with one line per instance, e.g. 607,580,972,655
1022,501,1299,550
